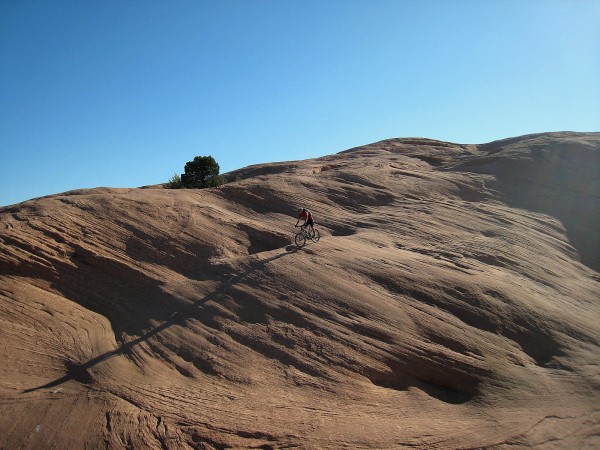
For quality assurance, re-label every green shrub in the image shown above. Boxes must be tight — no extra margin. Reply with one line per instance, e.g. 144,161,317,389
180,156,224,189
165,173,183,189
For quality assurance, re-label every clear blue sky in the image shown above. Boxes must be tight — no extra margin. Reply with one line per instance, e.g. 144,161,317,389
1,0,599,206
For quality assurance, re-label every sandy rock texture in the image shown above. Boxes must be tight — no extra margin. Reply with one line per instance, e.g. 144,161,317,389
1,132,599,449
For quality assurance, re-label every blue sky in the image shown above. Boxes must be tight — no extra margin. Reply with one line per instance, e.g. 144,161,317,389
1,0,599,206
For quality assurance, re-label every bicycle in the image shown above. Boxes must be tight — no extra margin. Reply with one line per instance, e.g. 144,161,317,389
295,225,320,248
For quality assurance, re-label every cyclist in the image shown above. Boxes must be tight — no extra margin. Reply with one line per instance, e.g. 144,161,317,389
295,207,315,235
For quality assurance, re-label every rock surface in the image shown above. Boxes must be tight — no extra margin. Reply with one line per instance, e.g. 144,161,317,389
1,132,599,449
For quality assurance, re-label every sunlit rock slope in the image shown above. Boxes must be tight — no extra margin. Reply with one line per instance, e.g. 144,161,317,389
1,132,599,449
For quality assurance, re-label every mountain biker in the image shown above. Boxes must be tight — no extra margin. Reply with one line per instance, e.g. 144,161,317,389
295,207,315,234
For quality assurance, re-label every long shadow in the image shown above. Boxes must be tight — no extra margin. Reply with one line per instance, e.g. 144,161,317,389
212,245,298,294
22,318,182,393
23,246,298,393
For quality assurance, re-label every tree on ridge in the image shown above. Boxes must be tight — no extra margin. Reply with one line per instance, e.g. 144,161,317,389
180,156,223,189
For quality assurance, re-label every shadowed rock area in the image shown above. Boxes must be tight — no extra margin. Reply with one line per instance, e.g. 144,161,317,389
1,132,599,449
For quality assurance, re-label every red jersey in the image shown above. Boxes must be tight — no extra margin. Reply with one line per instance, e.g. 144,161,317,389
298,210,312,220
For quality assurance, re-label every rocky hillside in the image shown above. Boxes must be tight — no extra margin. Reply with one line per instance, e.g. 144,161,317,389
1,132,599,449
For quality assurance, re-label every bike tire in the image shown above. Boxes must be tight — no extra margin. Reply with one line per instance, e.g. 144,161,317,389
295,232,306,248
311,229,320,243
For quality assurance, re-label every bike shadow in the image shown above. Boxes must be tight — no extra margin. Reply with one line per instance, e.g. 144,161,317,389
23,245,298,393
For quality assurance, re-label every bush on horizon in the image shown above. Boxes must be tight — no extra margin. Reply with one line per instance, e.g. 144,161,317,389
164,173,183,189
168,155,225,189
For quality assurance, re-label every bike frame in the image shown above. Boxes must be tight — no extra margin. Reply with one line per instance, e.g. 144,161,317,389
295,225,319,248
299,225,312,237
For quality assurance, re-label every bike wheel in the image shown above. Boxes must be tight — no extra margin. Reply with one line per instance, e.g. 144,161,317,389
311,229,320,243
295,232,306,248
